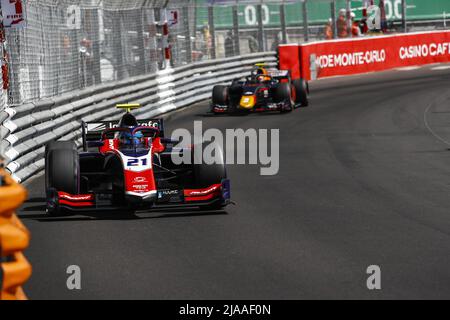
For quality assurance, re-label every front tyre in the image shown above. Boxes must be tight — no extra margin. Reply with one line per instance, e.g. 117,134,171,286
193,143,227,210
212,85,229,105
46,142,79,194
45,141,77,191
45,143,79,216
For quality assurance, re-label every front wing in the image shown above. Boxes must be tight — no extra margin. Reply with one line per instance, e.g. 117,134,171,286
212,102,290,113
212,95,295,113
47,179,231,212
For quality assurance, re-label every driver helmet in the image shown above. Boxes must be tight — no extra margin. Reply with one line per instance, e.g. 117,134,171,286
256,75,266,83
119,130,144,147
255,68,271,82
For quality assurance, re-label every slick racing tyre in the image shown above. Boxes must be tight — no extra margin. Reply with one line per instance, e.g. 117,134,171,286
45,140,77,155
45,141,78,191
193,143,227,210
292,78,309,107
212,85,229,106
46,141,79,195
274,82,294,113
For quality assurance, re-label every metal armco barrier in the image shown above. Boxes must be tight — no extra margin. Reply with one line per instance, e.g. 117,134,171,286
0,52,277,183
0,168,31,300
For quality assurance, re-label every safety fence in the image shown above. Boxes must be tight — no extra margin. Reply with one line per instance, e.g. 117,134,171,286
0,52,277,183
4,0,174,105
2,1,450,106
0,167,30,300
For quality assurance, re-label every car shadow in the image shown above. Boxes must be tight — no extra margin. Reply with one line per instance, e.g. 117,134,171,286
26,197,47,203
200,111,292,118
200,112,249,118
18,205,230,223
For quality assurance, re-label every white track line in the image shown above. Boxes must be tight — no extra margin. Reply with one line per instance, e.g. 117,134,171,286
423,102,450,147
395,66,422,71
430,65,450,71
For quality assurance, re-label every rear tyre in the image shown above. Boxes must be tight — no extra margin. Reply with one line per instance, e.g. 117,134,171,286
293,78,309,107
193,143,227,210
228,102,240,115
274,83,293,113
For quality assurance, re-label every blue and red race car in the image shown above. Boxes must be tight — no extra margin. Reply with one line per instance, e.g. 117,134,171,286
211,64,309,114
45,104,230,215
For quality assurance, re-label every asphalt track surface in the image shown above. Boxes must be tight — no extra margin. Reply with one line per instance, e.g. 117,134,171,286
18,65,450,300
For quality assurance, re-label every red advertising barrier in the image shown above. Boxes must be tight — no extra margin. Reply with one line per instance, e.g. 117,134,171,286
279,31,450,81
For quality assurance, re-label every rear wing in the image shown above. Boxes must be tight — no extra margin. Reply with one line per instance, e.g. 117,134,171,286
267,69,291,80
81,119,165,150
232,69,291,84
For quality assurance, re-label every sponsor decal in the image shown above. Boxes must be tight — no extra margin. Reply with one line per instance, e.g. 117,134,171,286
188,185,220,197
162,190,180,196
133,177,147,183
280,31,450,80
157,189,184,203
59,193,93,201
87,120,161,132
132,185,149,191
315,50,386,69
399,42,450,60
87,123,107,132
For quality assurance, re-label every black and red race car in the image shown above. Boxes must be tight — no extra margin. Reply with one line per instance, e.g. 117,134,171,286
45,104,230,215
211,64,309,114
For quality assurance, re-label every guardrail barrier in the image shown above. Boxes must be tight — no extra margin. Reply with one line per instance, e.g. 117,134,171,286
0,166,30,300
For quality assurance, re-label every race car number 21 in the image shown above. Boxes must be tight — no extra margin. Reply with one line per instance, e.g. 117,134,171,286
127,158,148,167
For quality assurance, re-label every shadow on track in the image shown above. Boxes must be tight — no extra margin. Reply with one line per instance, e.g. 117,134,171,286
200,110,301,118
18,199,230,223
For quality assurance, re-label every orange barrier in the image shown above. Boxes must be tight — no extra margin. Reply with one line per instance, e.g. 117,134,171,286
0,168,31,300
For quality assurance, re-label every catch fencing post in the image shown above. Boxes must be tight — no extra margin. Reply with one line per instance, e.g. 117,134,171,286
147,8,159,73
232,5,240,55
136,9,146,74
90,8,102,85
302,0,309,43
112,11,125,79
183,6,192,64
161,8,172,69
331,0,338,39
257,4,265,51
346,0,352,38
401,0,407,33
208,6,216,60
280,3,288,44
